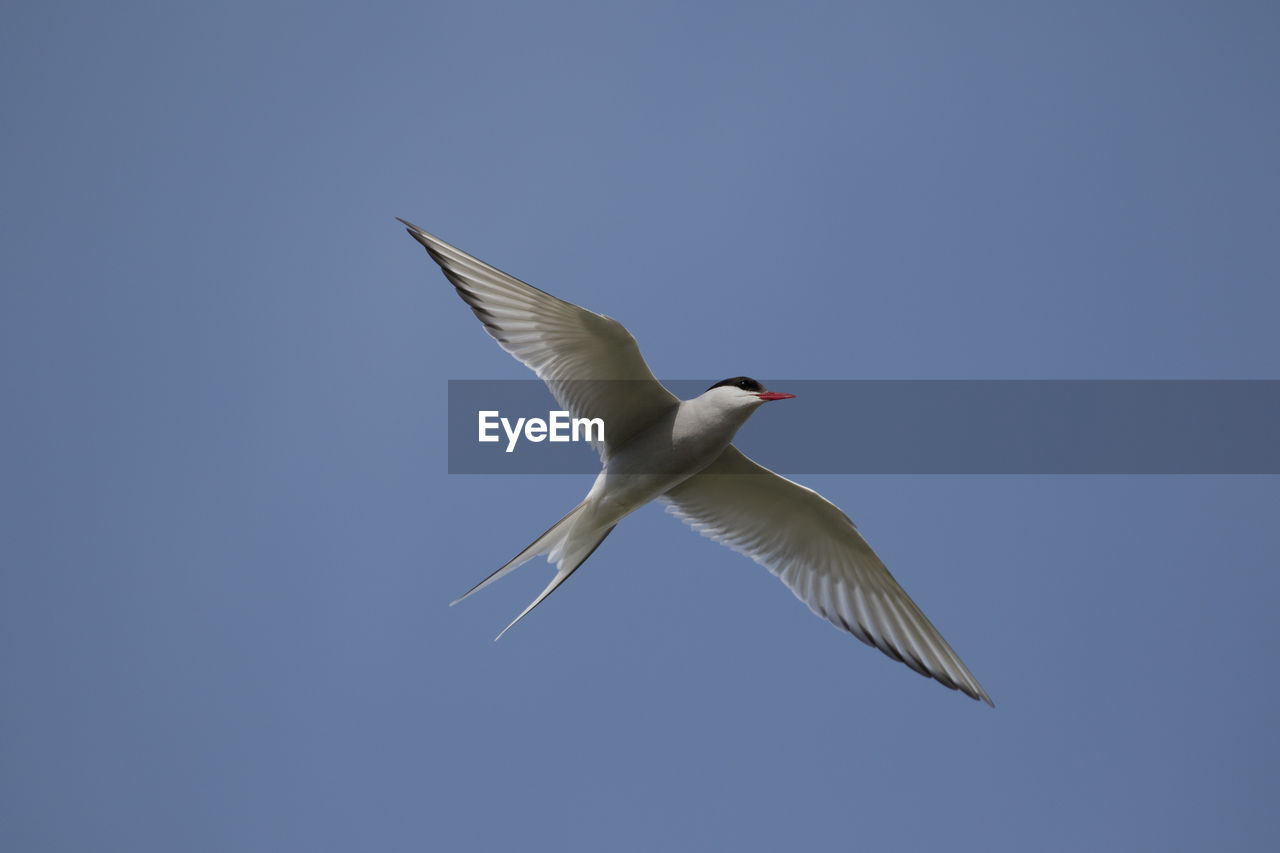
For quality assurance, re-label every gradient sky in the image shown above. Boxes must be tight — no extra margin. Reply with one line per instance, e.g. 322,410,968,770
3,2,1278,851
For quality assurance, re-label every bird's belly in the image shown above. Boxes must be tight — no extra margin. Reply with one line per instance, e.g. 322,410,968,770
592,471,684,512
590,438,728,522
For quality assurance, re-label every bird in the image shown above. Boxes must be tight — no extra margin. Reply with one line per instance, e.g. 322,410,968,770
400,218,993,705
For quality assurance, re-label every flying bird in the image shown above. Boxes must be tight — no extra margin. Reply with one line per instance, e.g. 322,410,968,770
400,219,992,705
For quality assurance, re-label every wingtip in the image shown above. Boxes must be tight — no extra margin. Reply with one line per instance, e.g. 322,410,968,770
396,217,429,240
968,683,995,707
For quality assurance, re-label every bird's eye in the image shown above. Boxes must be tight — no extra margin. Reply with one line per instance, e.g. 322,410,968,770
738,379,751,390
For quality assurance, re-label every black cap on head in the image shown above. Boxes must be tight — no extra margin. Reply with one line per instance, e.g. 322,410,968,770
707,376,763,393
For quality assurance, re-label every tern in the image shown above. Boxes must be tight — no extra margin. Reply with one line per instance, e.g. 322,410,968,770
401,219,992,705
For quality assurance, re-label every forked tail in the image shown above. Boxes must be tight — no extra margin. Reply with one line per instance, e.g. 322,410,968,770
450,500,616,639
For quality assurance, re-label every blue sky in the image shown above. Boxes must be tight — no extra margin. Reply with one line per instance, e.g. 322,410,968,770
3,2,1278,851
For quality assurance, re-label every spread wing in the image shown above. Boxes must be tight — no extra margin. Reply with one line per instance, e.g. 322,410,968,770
663,446,992,705
400,219,678,455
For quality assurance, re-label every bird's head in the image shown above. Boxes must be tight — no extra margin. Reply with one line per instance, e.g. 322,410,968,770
701,376,795,411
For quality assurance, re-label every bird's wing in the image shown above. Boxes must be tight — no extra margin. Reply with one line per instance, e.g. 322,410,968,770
400,219,678,454
662,446,992,705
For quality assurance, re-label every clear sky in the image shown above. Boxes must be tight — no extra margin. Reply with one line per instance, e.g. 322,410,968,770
3,2,1278,851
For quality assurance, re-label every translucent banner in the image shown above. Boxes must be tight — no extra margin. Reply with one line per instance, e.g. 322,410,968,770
445,380,1280,474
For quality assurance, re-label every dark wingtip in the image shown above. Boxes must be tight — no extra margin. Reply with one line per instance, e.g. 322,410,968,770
398,218,435,253
396,217,426,238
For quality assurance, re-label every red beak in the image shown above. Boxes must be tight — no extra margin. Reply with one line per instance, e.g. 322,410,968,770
756,391,795,401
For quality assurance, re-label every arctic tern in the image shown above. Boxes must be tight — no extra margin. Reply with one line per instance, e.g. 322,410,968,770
401,219,992,705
